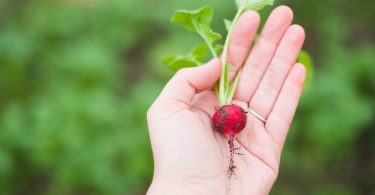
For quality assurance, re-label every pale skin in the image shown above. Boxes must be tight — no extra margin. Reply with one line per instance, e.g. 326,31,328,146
147,6,306,195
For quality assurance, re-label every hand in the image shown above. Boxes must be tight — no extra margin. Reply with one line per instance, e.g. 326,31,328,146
147,6,306,195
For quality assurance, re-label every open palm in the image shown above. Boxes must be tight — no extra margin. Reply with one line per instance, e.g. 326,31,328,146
147,6,306,195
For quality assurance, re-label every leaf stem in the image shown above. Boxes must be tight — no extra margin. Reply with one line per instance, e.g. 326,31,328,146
219,5,245,106
202,34,218,58
193,21,218,58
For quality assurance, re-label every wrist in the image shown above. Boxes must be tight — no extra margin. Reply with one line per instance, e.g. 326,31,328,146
147,180,197,195
147,174,227,195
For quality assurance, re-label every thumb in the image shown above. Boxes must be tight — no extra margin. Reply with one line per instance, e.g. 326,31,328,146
157,58,221,106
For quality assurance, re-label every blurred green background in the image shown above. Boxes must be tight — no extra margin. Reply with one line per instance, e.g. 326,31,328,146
0,0,374,194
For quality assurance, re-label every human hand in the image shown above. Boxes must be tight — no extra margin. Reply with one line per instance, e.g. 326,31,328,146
147,6,306,195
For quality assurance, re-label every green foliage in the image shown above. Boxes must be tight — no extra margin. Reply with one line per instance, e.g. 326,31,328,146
235,0,274,11
224,19,233,31
0,0,156,194
169,6,222,58
165,0,275,106
171,7,214,33
162,55,199,70
162,44,209,70
298,50,314,89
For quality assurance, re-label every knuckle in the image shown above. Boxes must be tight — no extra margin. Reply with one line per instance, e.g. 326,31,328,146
175,68,191,78
258,35,278,48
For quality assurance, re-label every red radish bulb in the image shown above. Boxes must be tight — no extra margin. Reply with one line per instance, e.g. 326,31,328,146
212,104,247,135
212,104,248,175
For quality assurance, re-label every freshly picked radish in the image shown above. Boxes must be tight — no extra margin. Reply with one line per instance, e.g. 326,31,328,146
163,0,276,175
212,104,248,174
212,104,247,136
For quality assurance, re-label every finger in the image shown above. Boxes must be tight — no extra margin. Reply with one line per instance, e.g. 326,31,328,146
227,10,260,80
235,5,294,102
266,63,306,148
156,58,221,108
249,24,305,118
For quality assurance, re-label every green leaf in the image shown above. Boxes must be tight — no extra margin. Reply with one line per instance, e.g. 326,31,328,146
163,55,199,71
191,44,209,61
298,50,314,89
171,7,213,32
163,43,211,71
224,19,232,32
235,0,274,11
215,44,224,56
171,6,222,57
202,26,222,45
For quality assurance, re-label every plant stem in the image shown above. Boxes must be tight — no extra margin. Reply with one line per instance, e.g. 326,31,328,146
219,6,245,106
225,68,242,104
193,21,218,58
201,33,218,58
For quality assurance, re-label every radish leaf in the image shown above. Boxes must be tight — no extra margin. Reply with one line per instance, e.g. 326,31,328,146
171,7,213,32
235,0,274,11
298,50,314,89
165,1,281,106
192,44,209,61
171,6,222,58
163,55,200,71
163,44,210,70
215,44,224,56
224,19,232,32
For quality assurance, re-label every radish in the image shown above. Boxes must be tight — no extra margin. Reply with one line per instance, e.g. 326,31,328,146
212,104,247,175
164,0,276,176
212,104,247,136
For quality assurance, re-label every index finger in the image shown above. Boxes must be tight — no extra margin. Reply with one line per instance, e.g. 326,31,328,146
226,10,260,80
